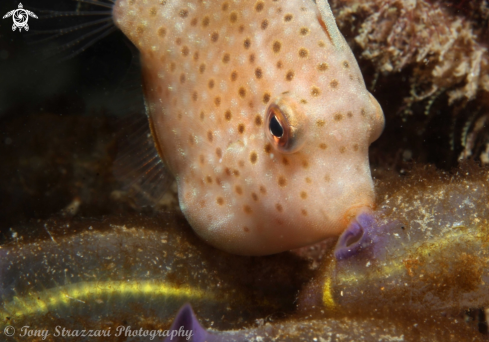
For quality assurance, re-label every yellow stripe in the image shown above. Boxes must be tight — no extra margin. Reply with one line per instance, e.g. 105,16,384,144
0,280,211,324
322,276,335,310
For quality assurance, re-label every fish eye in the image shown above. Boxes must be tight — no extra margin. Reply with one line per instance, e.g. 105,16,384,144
269,115,284,138
265,95,308,154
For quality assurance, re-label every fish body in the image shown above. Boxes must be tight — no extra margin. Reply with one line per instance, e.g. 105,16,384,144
113,0,384,255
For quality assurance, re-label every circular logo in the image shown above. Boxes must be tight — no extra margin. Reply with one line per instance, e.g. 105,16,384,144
4,325,15,337
13,10,28,27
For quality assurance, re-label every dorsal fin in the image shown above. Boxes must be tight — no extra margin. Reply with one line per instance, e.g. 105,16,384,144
315,0,345,50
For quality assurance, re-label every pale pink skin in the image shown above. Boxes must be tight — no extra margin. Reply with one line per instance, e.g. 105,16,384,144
113,0,384,255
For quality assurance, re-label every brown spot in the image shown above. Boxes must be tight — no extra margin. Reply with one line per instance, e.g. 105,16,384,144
180,73,186,83
199,64,206,73
235,186,243,195
249,54,255,63
259,185,267,194
300,191,307,199
224,110,232,121
278,176,287,187
361,108,367,116
324,175,330,182
243,226,250,232
206,176,213,184
225,168,231,176
200,155,205,164
316,119,325,127
179,8,188,18
216,148,222,158
255,68,263,79
276,61,283,69
319,143,327,149
264,143,272,153
286,70,294,81
233,169,240,177
318,40,326,47
136,25,145,35
305,177,312,183
298,48,308,58
334,113,343,121
175,38,182,45
239,25,245,33
214,97,221,106
261,19,269,29
181,46,189,56
238,160,245,167
317,63,328,71
202,16,210,27
157,27,167,37
238,123,245,134
339,146,346,153
250,151,258,164
199,200,206,208
300,27,309,35
347,111,353,118
330,79,338,89
302,160,309,169
217,197,224,205
211,32,219,42
230,11,238,23
263,93,271,103
284,14,293,21
244,205,252,214
222,53,230,63
251,192,258,201
222,2,229,11
301,209,308,216
276,203,283,212
190,18,198,26
272,41,281,53
353,144,359,151
207,131,213,143
238,87,246,98
343,61,349,68
170,62,176,72
244,38,251,49
282,157,289,165
200,111,205,121
255,1,264,12
311,87,321,97
230,71,238,81
192,92,198,101
255,115,262,126
208,79,215,89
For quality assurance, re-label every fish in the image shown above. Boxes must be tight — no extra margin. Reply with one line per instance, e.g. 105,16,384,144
111,0,385,255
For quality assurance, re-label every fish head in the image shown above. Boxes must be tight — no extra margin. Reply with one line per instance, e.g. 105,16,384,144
113,0,384,255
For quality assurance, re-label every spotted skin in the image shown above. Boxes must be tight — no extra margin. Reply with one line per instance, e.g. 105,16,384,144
113,0,385,255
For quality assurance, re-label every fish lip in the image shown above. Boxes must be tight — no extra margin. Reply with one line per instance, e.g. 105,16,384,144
334,212,376,260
